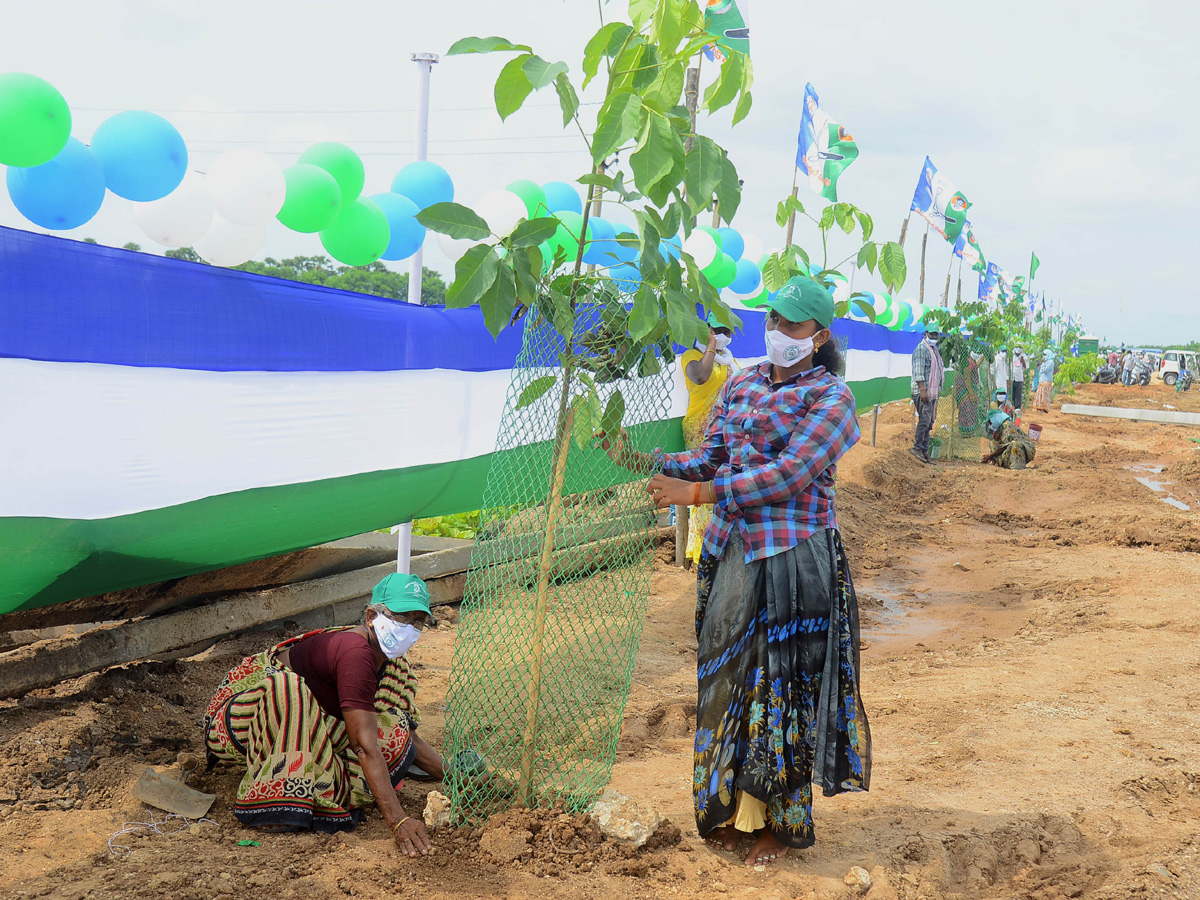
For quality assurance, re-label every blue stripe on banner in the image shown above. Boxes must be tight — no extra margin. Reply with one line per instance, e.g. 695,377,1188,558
0,227,524,373
0,226,922,372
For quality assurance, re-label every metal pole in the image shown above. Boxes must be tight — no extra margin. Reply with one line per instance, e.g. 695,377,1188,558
407,52,438,306
394,523,413,575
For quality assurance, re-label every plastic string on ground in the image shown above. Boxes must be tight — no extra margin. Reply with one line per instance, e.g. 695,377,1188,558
107,811,219,857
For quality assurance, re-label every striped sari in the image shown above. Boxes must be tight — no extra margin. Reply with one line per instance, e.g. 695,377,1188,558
204,628,419,832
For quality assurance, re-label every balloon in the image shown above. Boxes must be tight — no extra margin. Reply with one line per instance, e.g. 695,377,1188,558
547,210,590,261
6,137,105,230
474,189,527,237
194,213,265,267
369,192,425,261
697,225,723,252
610,228,639,264
609,263,641,294
391,161,454,210
894,302,915,331
277,164,342,233
542,181,583,215
583,216,616,265
660,235,682,261
740,233,763,264
683,229,717,268
299,142,364,205
438,231,475,264
206,148,286,226
90,111,187,202
736,286,773,310
729,258,762,295
870,292,890,319
320,198,391,266
876,295,901,328
537,240,554,273
133,171,214,247
706,253,738,290
0,73,71,167
507,179,548,218
717,228,744,261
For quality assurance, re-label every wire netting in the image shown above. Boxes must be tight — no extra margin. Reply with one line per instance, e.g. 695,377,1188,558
931,336,995,461
441,301,674,822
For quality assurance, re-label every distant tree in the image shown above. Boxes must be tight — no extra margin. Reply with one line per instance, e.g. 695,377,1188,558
122,241,142,252
83,237,98,244
233,255,447,305
165,247,206,263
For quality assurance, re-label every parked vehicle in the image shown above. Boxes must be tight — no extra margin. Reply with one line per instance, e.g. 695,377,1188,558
1093,363,1120,385
1160,351,1200,387
1133,357,1153,387
1177,368,1194,393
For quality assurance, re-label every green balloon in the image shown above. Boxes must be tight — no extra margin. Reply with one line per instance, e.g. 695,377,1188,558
277,164,342,233
876,295,901,327
320,198,390,267
507,179,548,218
742,283,770,308
0,73,71,167
548,210,588,260
299,142,364,204
709,253,737,289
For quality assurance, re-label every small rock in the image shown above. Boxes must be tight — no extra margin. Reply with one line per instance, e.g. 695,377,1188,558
1152,864,1174,883
953,562,970,572
589,789,663,848
423,790,452,829
711,881,727,892
843,865,872,892
1015,838,1041,865
439,605,461,625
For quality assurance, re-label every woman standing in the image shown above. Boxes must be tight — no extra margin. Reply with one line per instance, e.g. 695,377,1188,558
680,317,736,565
605,276,871,866
1034,350,1055,412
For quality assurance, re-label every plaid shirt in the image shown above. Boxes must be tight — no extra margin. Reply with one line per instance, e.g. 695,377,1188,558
660,362,859,563
910,339,944,398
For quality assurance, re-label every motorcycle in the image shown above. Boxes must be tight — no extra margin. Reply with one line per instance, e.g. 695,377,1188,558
1177,369,1194,393
1093,364,1120,385
1132,359,1152,387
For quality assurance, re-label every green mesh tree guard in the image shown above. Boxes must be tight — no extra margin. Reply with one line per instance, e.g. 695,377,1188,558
441,303,674,820
931,336,995,461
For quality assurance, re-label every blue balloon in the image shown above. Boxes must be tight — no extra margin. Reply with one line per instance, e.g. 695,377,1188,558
729,258,762,294
542,181,583,215
89,111,186,202
7,137,106,230
660,235,682,261
583,216,615,265
611,229,639,264
391,161,454,210
609,262,641,294
717,227,744,262
370,192,426,261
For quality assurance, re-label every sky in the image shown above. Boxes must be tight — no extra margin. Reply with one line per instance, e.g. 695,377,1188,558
2,0,1197,345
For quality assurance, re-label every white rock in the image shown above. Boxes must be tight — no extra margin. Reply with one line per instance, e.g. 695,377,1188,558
844,865,872,892
422,790,452,829
589,789,663,848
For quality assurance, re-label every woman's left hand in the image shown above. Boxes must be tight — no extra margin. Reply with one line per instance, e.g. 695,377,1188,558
646,474,698,509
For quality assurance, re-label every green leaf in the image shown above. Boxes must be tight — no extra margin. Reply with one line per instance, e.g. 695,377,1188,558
508,216,559,248
762,254,790,292
629,283,660,341
576,173,614,188
446,245,501,309
714,150,741,223
495,54,535,121
646,61,685,110
652,0,686,54
538,290,574,339
630,114,678,196
818,206,835,232
851,297,877,323
446,36,533,55
592,91,646,164
684,135,722,214
776,200,791,229
732,89,753,126
416,202,492,240
583,22,633,89
600,388,625,439
856,242,878,274
516,375,557,409
571,391,604,450
702,52,743,114
664,289,700,346
833,203,855,234
855,209,874,242
879,242,908,292
481,265,517,336
512,245,541,305
630,0,655,30
522,55,568,90
553,73,579,127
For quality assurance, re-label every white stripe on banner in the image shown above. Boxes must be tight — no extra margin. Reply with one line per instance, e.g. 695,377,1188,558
1,347,912,521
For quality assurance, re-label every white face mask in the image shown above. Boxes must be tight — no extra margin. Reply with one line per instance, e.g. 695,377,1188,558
764,328,814,368
713,334,732,351
372,615,421,659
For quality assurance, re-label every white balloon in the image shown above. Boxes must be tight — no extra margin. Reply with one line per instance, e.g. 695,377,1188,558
474,189,527,237
194,212,266,267
206,148,286,227
132,171,214,248
683,230,717,268
438,230,475,264
740,233,764,264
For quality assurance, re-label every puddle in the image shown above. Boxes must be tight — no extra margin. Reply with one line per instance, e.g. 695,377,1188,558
1125,464,1192,511
860,587,945,643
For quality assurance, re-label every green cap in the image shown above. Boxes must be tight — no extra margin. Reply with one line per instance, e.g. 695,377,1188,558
372,572,432,617
925,321,941,334
766,276,834,329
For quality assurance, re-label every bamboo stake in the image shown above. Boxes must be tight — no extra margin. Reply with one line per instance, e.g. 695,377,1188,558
918,222,929,304
517,404,576,806
956,256,963,305
941,256,953,305
898,214,910,248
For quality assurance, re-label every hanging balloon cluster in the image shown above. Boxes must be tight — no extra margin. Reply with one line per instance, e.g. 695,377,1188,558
0,72,454,268
845,292,948,332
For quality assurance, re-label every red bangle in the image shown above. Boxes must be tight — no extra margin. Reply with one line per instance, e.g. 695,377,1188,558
692,482,701,506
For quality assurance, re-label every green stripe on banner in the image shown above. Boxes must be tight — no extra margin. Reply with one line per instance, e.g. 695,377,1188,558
0,375,913,616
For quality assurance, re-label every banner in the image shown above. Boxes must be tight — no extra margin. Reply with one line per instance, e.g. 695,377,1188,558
979,261,1001,303
704,0,749,62
795,83,859,202
909,156,972,244
952,220,986,272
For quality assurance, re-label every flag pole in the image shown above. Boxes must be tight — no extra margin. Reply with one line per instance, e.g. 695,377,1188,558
918,221,929,304
941,254,953,305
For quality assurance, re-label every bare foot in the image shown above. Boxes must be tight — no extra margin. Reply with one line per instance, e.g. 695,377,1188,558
703,825,740,853
745,830,787,867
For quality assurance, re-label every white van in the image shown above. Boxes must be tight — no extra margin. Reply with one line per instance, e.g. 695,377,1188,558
1160,350,1199,386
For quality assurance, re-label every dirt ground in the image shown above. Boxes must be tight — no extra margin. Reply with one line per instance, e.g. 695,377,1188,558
2,379,1199,900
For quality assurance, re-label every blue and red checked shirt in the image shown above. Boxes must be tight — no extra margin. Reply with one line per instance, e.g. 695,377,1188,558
660,361,859,563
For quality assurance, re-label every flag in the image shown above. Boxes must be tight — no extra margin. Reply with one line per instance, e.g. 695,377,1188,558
952,220,986,272
1030,251,1040,281
795,83,859,202
979,261,1001,302
909,156,972,244
703,0,749,61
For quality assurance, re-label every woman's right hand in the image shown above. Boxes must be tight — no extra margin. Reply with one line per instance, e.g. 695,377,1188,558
596,428,631,468
705,329,719,355
392,815,433,857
